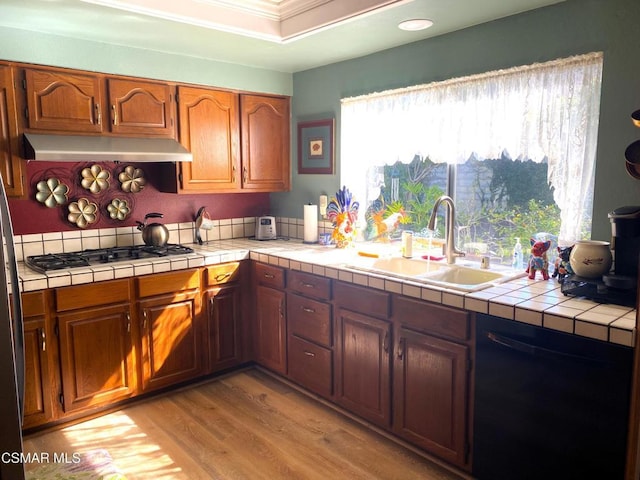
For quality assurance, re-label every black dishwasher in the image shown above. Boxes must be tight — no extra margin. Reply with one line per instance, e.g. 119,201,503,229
473,314,633,480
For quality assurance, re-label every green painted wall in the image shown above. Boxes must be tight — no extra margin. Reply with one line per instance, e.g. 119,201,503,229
0,26,292,95
275,0,640,241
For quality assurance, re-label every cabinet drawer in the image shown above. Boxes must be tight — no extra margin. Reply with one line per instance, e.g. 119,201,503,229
255,262,285,289
22,291,46,317
333,281,390,320
393,295,470,341
287,293,331,347
288,335,332,398
288,270,331,300
56,279,130,312
205,262,241,286
137,269,200,298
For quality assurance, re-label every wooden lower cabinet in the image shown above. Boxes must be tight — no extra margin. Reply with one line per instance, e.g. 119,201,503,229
203,262,245,373
255,284,287,373
204,284,242,372
138,295,201,391
54,280,136,415
286,272,333,398
392,295,472,469
57,303,136,413
22,291,54,428
393,327,470,466
334,308,392,428
254,263,287,374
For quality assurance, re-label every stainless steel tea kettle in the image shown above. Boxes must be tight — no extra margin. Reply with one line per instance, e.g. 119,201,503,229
136,212,170,247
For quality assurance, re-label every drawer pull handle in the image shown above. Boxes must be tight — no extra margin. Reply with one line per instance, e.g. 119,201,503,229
264,273,275,279
126,312,131,334
301,282,315,288
304,351,315,357
40,328,46,352
397,337,405,359
215,272,231,282
383,332,389,353
95,104,102,125
301,306,315,314
112,104,118,125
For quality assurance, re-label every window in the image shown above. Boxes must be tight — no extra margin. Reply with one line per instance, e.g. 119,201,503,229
340,52,603,264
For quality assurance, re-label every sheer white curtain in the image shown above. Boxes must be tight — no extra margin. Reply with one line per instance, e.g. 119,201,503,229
341,52,603,242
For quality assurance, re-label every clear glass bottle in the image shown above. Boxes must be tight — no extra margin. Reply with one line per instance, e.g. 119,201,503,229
512,237,523,269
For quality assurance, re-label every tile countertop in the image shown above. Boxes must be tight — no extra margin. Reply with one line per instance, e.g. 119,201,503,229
16,238,637,347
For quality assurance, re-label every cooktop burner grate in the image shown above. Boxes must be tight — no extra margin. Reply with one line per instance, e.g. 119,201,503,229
26,244,194,273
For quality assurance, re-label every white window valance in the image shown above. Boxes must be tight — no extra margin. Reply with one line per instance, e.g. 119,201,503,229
341,52,603,242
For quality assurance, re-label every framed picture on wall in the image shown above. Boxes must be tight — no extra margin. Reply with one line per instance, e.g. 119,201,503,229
297,119,334,174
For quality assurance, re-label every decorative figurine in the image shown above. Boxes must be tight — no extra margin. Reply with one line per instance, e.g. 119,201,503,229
552,245,574,283
526,238,551,280
326,186,359,248
364,196,405,242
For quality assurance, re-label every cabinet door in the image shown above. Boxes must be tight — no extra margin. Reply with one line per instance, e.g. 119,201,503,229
107,78,175,137
24,68,103,133
139,292,202,392
393,327,469,467
240,94,290,192
177,86,240,191
57,304,136,413
22,317,53,429
255,284,287,373
0,64,24,197
205,284,242,372
335,308,391,428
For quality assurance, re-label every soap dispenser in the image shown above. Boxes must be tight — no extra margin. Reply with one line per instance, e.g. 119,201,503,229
402,231,413,258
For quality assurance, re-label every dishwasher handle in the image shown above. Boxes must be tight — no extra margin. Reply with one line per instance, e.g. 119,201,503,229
485,331,611,367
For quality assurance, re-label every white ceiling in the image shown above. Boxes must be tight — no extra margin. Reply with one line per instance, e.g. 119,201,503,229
0,0,564,73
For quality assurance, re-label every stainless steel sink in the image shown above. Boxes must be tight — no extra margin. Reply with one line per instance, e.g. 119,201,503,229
345,256,526,292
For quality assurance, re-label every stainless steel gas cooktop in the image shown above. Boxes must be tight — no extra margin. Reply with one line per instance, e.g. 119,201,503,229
26,244,194,273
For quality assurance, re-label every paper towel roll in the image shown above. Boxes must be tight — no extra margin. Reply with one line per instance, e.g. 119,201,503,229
303,204,318,243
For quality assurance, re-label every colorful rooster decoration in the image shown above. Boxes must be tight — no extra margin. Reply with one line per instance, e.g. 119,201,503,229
364,196,406,242
326,186,359,248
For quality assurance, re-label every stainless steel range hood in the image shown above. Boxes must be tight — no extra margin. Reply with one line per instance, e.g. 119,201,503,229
23,133,193,163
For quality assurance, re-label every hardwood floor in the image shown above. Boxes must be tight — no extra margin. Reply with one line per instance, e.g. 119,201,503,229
24,369,465,480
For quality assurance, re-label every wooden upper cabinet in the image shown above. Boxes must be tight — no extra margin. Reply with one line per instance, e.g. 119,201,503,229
0,64,24,197
23,67,104,133
107,78,176,137
176,86,240,191
22,67,176,137
240,94,290,192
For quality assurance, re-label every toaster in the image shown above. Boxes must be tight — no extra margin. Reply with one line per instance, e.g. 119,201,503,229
255,216,277,240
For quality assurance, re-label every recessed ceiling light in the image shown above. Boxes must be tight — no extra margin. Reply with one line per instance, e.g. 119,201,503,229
398,19,433,31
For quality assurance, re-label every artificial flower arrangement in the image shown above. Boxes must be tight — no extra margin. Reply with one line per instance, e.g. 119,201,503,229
326,186,359,248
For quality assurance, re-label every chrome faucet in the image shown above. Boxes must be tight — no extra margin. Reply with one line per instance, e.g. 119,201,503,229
428,195,465,264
